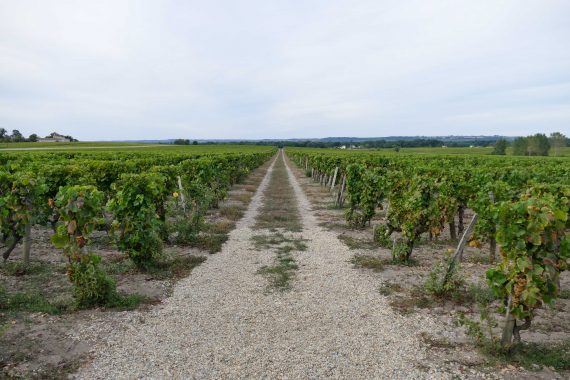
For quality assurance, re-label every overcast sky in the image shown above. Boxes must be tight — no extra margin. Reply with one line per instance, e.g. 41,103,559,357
0,1,569,140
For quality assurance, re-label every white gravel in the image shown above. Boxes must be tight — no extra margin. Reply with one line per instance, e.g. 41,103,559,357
74,151,483,379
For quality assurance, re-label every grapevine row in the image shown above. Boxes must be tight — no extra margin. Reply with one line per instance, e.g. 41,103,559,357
287,147,569,349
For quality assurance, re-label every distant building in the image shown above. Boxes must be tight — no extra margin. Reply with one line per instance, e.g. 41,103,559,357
38,132,71,143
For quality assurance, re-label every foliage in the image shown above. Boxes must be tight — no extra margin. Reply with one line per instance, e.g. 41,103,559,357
492,138,507,155
424,254,465,298
345,164,384,228
108,173,167,269
51,185,115,306
512,134,550,156
168,181,213,245
486,186,569,346
373,224,392,247
0,171,48,261
67,254,116,307
550,132,567,156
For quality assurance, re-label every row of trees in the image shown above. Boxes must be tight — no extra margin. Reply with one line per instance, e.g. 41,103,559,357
0,128,76,143
0,128,38,143
492,132,567,156
173,139,198,145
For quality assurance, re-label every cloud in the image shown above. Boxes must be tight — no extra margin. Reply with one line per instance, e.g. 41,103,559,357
0,0,569,140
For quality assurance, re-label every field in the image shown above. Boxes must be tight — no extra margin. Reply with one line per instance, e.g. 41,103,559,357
1,144,569,378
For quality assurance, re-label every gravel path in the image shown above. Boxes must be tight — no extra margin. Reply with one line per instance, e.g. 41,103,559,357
74,151,464,379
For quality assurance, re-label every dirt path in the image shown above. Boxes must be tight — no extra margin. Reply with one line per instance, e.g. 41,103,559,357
74,151,467,379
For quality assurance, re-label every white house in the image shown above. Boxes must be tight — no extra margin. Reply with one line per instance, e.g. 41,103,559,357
38,132,71,143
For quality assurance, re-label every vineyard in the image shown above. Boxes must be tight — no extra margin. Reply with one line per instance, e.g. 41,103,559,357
1,144,569,377
0,144,277,376
287,147,570,355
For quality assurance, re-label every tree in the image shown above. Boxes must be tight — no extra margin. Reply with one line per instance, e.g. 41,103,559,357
11,129,24,142
28,134,38,142
512,134,550,156
527,133,550,156
492,138,507,155
192,140,198,145
512,137,528,156
0,128,7,140
549,132,567,156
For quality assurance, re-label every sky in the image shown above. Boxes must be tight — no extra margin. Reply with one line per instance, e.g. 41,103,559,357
0,0,569,141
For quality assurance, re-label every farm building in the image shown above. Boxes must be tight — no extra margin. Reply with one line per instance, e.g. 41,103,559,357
38,132,71,142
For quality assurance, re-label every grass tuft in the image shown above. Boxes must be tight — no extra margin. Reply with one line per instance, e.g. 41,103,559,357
350,255,385,272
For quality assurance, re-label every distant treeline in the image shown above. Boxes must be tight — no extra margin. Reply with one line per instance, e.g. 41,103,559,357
493,132,568,156
227,138,498,149
0,128,77,143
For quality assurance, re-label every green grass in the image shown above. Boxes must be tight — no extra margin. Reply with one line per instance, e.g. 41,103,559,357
0,261,66,277
257,252,299,291
252,233,307,251
0,287,69,315
389,286,435,315
105,293,152,310
203,221,235,234
146,255,207,280
504,341,570,370
559,289,570,299
338,234,381,250
194,233,229,253
459,311,570,371
219,205,244,221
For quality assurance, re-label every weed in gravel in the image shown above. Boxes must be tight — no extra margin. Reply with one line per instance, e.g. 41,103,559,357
257,252,298,291
204,220,235,234
194,233,228,254
378,281,403,296
350,255,385,272
338,234,380,250
105,293,152,311
389,287,435,315
234,193,253,204
559,289,570,299
219,205,244,221
252,233,307,251
146,255,206,280
419,332,456,349
276,240,307,254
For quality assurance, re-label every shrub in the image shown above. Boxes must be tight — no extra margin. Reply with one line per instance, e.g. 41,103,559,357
424,254,465,298
51,185,116,306
373,224,392,248
108,173,167,269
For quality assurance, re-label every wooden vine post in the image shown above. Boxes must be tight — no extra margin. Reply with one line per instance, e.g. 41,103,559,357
488,191,497,263
442,212,479,286
177,176,187,214
330,167,338,192
22,223,32,266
